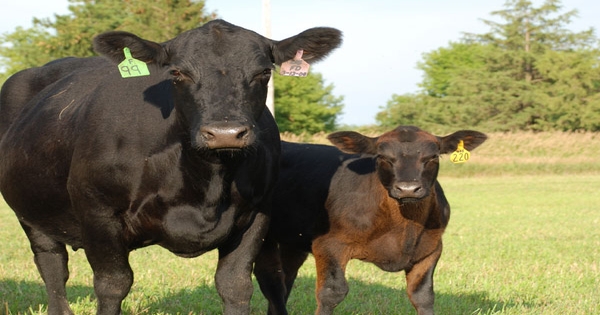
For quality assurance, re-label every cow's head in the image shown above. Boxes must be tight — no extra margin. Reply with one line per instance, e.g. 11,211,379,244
328,126,487,202
93,19,342,151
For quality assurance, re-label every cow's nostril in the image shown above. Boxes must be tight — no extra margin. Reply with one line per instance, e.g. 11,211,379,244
236,128,249,140
202,130,216,141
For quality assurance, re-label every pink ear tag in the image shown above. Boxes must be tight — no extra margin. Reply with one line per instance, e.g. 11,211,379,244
280,49,310,77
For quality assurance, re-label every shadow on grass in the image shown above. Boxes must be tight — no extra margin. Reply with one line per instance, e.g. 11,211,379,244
0,279,94,314
275,276,533,315
1,276,535,314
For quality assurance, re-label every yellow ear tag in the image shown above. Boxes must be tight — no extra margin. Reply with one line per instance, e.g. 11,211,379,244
118,47,150,78
450,140,470,164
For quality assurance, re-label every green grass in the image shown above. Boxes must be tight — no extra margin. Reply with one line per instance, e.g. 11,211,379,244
2,174,598,314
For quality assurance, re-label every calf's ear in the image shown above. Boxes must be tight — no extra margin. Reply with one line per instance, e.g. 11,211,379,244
93,31,169,65
272,27,342,65
327,131,378,155
439,130,488,154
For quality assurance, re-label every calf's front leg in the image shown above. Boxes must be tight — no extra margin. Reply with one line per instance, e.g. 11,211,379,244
405,243,442,315
312,238,350,315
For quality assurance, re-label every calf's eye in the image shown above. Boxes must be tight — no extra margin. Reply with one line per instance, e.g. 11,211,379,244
377,155,395,166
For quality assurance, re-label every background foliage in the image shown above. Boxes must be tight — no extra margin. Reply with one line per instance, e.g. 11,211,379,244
377,0,600,132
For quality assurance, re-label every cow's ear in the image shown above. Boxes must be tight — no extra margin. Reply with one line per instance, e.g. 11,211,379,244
272,27,342,65
327,131,378,155
439,130,488,154
93,31,169,65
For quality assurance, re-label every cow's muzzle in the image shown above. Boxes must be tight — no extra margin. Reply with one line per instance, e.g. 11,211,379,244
199,122,255,149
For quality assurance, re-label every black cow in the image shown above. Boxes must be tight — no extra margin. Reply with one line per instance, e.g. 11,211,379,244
254,126,487,315
0,19,341,315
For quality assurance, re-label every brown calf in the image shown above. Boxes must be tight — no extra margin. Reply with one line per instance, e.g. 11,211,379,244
254,126,487,315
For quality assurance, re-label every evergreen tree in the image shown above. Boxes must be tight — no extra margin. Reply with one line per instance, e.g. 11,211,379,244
274,72,344,135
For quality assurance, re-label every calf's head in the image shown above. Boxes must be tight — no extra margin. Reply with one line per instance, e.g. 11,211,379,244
328,126,487,202
93,19,342,151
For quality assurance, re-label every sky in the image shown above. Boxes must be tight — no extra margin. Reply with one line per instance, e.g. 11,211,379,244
2,0,600,126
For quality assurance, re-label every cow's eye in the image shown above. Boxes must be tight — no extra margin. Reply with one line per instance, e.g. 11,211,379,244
254,68,272,84
169,69,192,83
170,69,182,77
171,69,189,80
424,155,439,163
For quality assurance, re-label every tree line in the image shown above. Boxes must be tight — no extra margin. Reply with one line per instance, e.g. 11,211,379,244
1,0,598,133
377,0,600,132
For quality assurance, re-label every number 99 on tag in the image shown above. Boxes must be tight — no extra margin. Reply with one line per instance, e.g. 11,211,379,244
120,64,143,77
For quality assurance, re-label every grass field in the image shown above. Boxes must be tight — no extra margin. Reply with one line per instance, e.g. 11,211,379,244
1,132,599,314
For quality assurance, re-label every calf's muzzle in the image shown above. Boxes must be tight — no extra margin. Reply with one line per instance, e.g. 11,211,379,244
392,181,425,200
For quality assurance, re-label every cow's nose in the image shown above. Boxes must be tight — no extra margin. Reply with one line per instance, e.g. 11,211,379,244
200,123,253,149
393,182,423,199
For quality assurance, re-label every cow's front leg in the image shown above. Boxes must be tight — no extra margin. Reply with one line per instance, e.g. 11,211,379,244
20,222,73,315
312,238,350,315
81,214,133,315
405,242,442,315
216,210,270,315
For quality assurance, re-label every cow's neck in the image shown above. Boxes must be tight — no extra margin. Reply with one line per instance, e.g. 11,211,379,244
397,189,437,226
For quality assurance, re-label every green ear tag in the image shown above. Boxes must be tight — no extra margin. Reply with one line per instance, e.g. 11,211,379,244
118,47,150,78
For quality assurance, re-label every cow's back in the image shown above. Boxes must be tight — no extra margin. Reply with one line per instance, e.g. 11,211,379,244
0,57,102,137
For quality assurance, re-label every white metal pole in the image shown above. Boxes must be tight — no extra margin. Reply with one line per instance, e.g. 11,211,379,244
262,0,275,117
